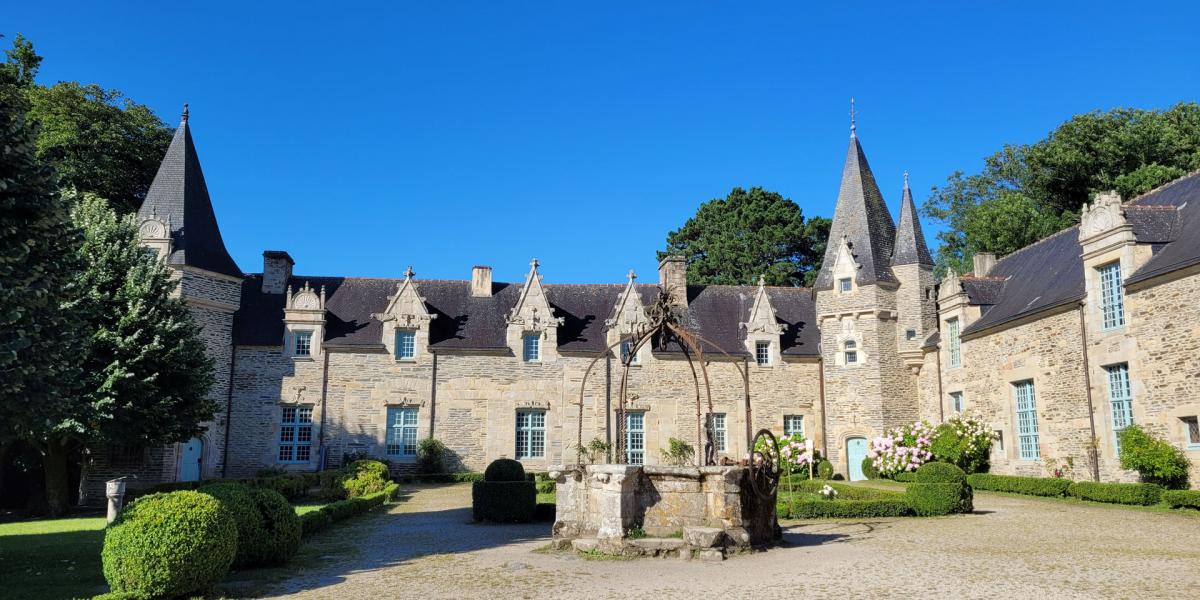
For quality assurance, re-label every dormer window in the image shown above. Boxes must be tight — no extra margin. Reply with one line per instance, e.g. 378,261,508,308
294,331,312,357
838,277,852,293
620,338,639,365
523,333,541,362
755,340,771,366
395,330,416,360
1098,261,1125,330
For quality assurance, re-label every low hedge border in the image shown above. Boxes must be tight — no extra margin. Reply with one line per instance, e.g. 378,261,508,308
127,472,320,502
395,471,484,484
786,480,903,500
780,498,912,519
1068,481,1163,506
1162,489,1200,509
300,482,400,538
965,473,1071,497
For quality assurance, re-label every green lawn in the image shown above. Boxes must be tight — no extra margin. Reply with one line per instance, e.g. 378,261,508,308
0,502,330,600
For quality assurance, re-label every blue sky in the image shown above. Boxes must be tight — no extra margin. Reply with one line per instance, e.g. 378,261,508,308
12,2,1200,284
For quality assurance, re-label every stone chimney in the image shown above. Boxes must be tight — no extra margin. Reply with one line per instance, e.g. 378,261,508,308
658,255,688,308
471,265,493,297
262,251,294,294
972,252,997,277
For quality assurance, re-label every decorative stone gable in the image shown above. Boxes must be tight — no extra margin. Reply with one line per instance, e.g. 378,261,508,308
1079,191,1126,240
138,212,172,260
831,236,861,290
742,276,787,365
606,270,651,363
507,259,564,362
373,267,436,360
283,282,326,358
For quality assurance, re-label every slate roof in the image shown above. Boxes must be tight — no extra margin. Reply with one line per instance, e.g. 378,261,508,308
235,277,820,357
136,108,242,278
1125,172,1200,285
814,132,898,289
892,176,934,266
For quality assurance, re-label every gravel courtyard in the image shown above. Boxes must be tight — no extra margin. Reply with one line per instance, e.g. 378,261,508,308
242,483,1200,599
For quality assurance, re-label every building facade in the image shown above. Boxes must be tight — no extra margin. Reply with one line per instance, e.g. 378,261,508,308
84,109,1200,498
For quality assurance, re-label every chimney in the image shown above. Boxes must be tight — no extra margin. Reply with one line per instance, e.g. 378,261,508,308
262,251,294,294
972,252,997,277
471,265,493,297
658,255,688,308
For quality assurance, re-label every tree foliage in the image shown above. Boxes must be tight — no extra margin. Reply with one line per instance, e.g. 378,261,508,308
663,187,830,287
923,103,1200,274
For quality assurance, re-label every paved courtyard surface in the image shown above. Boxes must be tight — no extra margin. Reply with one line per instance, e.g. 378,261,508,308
247,483,1200,599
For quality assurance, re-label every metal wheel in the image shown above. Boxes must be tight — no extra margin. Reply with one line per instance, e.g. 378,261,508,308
748,428,781,500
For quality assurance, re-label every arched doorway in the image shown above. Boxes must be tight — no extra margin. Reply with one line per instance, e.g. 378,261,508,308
846,437,867,481
180,437,203,482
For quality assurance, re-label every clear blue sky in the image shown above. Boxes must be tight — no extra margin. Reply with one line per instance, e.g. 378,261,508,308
12,2,1200,284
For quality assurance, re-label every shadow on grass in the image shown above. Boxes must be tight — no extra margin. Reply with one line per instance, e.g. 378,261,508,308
0,519,108,600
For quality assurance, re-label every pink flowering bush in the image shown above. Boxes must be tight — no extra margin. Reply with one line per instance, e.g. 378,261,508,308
754,433,817,475
869,421,935,477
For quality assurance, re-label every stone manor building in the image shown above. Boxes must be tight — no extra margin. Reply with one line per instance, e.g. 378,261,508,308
83,108,1200,498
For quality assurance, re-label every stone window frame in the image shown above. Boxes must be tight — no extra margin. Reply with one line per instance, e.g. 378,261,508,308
946,317,962,368
755,340,771,366
1104,363,1134,453
522,332,542,363
1013,380,1040,461
619,337,641,366
783,415,804,438
394,329,417,361
1097,261,1126,331
278,405,314,464
838,277,853,293
385,406,419,459
949,391,964,415
292,329,313,358
708,412,728,453
516,408,546,459
625,411,646,465
1180,416,1200,451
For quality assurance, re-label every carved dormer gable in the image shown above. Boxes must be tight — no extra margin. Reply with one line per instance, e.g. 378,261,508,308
1079,191,1126,240
507,259,563,331
138,211,172,260
742,275,787,336
284,282,326,358
937,267,964,303
606,269,648,335
372,267,436,360
831,235,862,290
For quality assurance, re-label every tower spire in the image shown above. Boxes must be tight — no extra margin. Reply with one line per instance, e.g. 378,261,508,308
849,97,856,136
892,171,934,267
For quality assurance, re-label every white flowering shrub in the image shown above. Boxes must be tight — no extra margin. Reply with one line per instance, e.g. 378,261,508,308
931,415,995,474
869,421,935,477
818,484,838,500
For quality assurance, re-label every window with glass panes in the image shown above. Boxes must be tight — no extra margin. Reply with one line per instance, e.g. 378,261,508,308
625,412,645,465
755,341,771,365
839,278,852,292
844,340,858,364
395,330,416,359
1106,364,1133,451
950,391,964,414
709,413,727,452
523,334,540,362
516,410,545,458
1182,416,1200,449
278,406,313,462
386,407,418,457
620,338,639,365
294,331,312,357
1014,381,1040,460
783,415,804,438
1098,262,1125,330
947,318,961,367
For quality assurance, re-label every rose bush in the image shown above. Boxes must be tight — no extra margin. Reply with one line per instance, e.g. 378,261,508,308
869,421,935,477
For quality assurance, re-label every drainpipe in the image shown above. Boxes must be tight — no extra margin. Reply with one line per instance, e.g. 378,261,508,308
429,352,438,439
604,354,612,463
1078,304,1101,482
818,356,828,458
221,341,236,479
935,343,945,424
316,348,331,471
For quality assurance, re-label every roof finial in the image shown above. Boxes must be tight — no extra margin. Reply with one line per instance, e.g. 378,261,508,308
181,103,189,124
903,170,909,189
849,97,856,136
404,265,415,280
530,257,539,271
757,274,766,287
627,268,636,282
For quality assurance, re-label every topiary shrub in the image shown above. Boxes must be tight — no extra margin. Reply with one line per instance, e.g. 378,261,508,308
102,491,237,599
198,483,265,567
906,483,962,516
248,488,301,565
1067,481,1163,506
1162,489,1200,510
816,460,834,480
965,473,1071,497
1118,425,1191,489
534,502,556,522
861,456,878,480
915,462,967,484
893,471,917,483
782,499,912,519
484,458,526,482
300,510,333,537
417,437,447,474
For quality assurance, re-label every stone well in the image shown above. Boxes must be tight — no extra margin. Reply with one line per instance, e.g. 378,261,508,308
548,464,779,559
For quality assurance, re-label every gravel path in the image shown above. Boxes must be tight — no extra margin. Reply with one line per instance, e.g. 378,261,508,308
248,483,1200,599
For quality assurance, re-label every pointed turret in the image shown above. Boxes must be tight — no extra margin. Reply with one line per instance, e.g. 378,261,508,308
813,111,897,290
136,105,242,278
891,171,933,266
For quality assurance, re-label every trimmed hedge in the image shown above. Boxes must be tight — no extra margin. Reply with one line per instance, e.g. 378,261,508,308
249,488,301,564
535,479,556,494
198,483,266,567
472,480,536,522
301,482,400,538
127,472,317,502
788,480,902,500
300,510,333,537
893,471,917,483
1068,481,1163,506
816,460,834,480
484,458,526,482
1162,489,1200,509
906,483,963,516
861,456,879,480
965,473,1071,497
535,502,556,522
915,462,967,484
102,491,237,599
780,498,912,519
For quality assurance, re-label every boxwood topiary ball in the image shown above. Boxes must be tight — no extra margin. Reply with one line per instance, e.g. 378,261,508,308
199,483,266,567
248,487,302,564
817,460,834,480
484,458,527,482
915,461,967,484
102,490,237,599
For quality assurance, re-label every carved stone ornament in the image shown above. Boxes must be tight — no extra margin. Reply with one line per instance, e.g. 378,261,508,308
605,269,648,334
372,266,436,327
1079,191,1125,239
286,282,325,312
138,217,168,239
742,275,787,335
507,258,564,329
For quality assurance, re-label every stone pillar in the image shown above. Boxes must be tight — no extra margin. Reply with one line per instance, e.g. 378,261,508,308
105,479,127,523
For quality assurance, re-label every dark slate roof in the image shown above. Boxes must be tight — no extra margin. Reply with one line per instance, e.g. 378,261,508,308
960,227,1085,336
814,133,897,289
235,276,820,357
921,331,940,350
1126,172,1200,285
892,178,933,266
136,110,242,278
959,277,1006,306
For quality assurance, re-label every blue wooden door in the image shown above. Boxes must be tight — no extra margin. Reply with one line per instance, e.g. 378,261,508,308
180,437,203,482
847,437,868,481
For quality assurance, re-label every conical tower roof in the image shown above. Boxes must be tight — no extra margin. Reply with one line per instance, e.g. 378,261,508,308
137,105,241,278
892,172,933,266
814,124,897,289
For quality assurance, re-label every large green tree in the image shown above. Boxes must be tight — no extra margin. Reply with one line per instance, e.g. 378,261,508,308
924,103,1200,274
663,187,830,287
2,34,172,214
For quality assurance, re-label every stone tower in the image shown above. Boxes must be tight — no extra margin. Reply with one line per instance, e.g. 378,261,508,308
813,119,923,477
891,173,938,381
135,105,242,482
